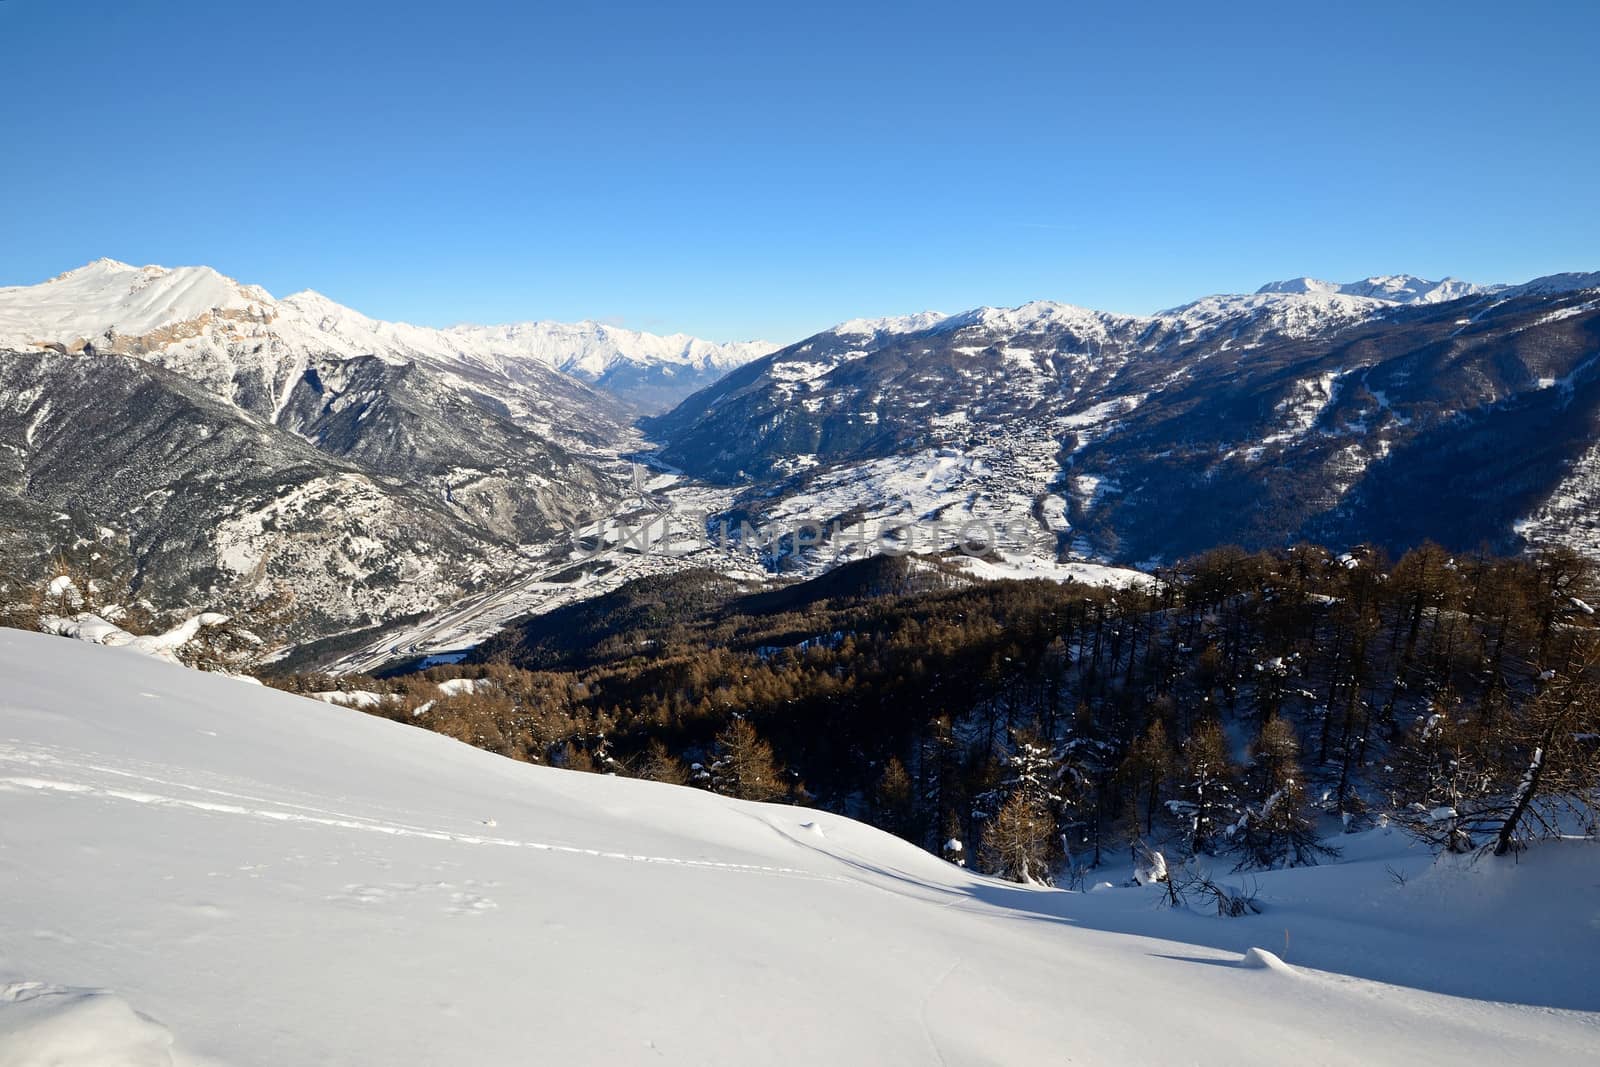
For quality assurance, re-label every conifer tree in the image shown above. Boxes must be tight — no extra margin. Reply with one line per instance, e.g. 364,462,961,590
1179,719,1237,856
918,715,962,851
1120,720,1175,837
940,809,966,867
706,717,787,802
640,738,690,786
1229,716,1335,869
980,791,1052,884
875,756,918,841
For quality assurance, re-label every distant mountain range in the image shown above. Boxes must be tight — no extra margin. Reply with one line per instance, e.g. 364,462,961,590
0,259,773,413
3,260,1598,661
648,271,1600,567
0,260,663,635
1253,274,1496,303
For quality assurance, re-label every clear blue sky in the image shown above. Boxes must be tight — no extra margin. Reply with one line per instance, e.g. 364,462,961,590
3,0,1596,342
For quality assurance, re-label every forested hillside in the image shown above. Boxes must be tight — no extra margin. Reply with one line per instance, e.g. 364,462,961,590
270,545,1600,882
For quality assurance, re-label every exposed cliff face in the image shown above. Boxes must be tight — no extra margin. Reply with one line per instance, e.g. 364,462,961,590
273,353,615,541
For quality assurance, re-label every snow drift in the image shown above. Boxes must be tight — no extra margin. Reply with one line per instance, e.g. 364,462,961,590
37,611,232,665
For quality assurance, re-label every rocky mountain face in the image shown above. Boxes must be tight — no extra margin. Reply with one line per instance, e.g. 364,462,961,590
647,276,1600,566
273,354,614,543
0,260,673,637
0,349,535,634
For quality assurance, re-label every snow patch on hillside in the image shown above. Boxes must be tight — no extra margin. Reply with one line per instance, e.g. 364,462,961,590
1261,369,1344,448
1518,437,1600,558
39,611,232,665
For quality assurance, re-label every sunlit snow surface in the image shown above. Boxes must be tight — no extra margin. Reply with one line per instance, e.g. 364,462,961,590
2,631,1597,1065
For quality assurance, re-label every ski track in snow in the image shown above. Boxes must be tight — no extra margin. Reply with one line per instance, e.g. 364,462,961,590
0,742,848,885
918,958,963,1067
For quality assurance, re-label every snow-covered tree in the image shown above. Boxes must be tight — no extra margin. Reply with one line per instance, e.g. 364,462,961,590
1228,716,1336,870
1392,701,1479,853
1120,720,1175,837
1179,719,1237,856
1002,731,1069,809
176,583,298,674
940,810,965,867
973,727,1092,878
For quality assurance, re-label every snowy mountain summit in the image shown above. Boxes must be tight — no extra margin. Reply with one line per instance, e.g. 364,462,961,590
819,274,1507,351
1255,273,1497,304
0,258,275,339
0,259,772,410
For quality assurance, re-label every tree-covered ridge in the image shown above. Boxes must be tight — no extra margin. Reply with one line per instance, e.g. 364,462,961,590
268,545,1600,883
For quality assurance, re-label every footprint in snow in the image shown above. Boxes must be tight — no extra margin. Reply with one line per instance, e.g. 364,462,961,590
447,892,498,916
332,881,498,915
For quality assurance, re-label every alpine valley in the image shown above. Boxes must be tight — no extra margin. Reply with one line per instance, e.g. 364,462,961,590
1,259,1598,666
4,260,1600,1067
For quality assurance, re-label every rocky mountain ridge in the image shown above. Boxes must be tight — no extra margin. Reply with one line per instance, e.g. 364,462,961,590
648,273,1600,567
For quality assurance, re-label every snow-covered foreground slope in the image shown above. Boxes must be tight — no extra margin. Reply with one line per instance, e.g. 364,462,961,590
2,631,1597,1066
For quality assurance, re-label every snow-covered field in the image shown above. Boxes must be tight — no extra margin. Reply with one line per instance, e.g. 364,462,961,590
2,630,1596,1065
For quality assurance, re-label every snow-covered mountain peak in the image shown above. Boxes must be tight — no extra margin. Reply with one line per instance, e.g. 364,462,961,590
275,288,392,339
278,287,344,313
944,300,1140,339
1501,271,1600,299
0,260,774,409
1255,276,1345,297
822,275,1508,353
830,310,950,337
1256,274,1497,305
444,318,773,378
47,256,141,281
1157,289,1391,339
0,258,273,346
